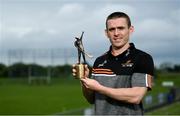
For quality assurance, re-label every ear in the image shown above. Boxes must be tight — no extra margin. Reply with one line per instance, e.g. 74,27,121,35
129,26,134,34
105,29,109,38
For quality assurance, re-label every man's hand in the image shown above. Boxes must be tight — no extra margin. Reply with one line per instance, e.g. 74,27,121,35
72,64,89,78
80,77,102,91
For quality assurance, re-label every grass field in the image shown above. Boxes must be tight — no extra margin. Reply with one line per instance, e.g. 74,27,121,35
0,76,90,115
145,101,180,115
0,73,180,115
143,72,180,109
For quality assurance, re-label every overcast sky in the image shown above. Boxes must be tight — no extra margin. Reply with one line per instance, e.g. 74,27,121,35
0,0,180,66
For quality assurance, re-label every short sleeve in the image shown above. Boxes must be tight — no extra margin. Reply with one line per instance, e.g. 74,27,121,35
131,53,154,90
131,73,153,90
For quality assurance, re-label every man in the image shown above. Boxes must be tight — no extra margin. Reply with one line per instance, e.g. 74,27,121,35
72,12,154,115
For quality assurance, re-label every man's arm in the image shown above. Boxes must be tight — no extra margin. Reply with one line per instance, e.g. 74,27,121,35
99,86,147,104
81,83,95,104
81,78,147,104
72,64,95,104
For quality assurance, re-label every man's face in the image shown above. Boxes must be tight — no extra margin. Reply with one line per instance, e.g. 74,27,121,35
105,18,134,49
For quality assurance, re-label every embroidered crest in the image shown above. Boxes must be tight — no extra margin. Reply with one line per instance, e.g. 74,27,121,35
98,60,107,67
121,60,134,67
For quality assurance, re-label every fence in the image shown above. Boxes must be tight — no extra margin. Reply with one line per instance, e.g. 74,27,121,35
0,48,76,66
0,48,77,84
59,87,180,115
144,87,180,112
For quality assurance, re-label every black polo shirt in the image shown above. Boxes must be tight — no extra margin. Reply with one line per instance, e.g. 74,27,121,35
91,43,154,115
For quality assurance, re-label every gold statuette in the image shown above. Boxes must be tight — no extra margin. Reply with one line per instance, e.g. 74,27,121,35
74,32,92,79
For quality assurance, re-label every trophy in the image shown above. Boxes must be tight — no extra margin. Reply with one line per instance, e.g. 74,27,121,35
74,32,93,79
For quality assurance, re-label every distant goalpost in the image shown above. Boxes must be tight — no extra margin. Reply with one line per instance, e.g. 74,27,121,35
28,66,51,85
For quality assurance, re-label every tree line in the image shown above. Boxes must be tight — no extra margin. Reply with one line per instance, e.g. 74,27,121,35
158,62,180,73
0,62,72,78
0,62,179,78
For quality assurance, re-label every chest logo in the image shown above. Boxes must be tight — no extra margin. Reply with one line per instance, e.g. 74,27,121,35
98,60,107,67
121,60,134,67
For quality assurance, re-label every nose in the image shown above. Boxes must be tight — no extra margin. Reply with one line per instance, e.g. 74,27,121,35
114,28,119,36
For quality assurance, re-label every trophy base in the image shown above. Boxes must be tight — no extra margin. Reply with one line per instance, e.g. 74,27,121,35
75,64,85,79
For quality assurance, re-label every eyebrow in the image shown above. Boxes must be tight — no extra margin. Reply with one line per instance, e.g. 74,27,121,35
108,26,126,31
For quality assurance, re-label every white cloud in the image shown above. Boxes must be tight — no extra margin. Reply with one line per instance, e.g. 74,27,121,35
99,4,136,17
1,0,180,66
133,17,180,57
58,3,84,15
135,19,178,40
5,27,33,38
170,8,180,23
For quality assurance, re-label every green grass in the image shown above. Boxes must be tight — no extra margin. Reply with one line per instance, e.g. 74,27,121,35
145,101,180,115
0,72,179,115
143,72,180,109
0,76,90,115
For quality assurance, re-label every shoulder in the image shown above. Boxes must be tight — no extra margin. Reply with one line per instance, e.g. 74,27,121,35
129,43,153,61
93,51,108,67
134,49,153,61
133,49,154,75
97,52,108,60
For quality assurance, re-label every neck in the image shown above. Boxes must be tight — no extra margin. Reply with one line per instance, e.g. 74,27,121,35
111,43,130,56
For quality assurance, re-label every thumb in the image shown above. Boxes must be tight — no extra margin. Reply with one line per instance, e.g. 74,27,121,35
84,64,89,77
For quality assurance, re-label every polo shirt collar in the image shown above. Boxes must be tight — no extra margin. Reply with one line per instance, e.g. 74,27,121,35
107,43,135,59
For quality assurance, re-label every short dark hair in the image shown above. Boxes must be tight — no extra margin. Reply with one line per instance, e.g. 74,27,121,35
106,12,131,29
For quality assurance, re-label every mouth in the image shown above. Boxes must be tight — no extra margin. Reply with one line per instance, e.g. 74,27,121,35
113,36,123,39
113,37,123,42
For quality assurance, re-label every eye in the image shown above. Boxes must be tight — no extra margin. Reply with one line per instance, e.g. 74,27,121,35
108,28,115,32
117,26,125,30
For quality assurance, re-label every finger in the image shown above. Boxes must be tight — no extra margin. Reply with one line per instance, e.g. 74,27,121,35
80,78,85,81
81,80,89,89
72,73,76,77
80,78,87,82
85,64,88,68
72,64,76,69
72,68,76,73
82,75,88,79
72,65,76,73
84,64,89,70
84,64,89,77
72,68,76,76
72,65,77,77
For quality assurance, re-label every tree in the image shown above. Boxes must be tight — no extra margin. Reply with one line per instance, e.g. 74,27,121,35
0,63,8,77
8,62,29,78
174,65,180,72
159,62,173,72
